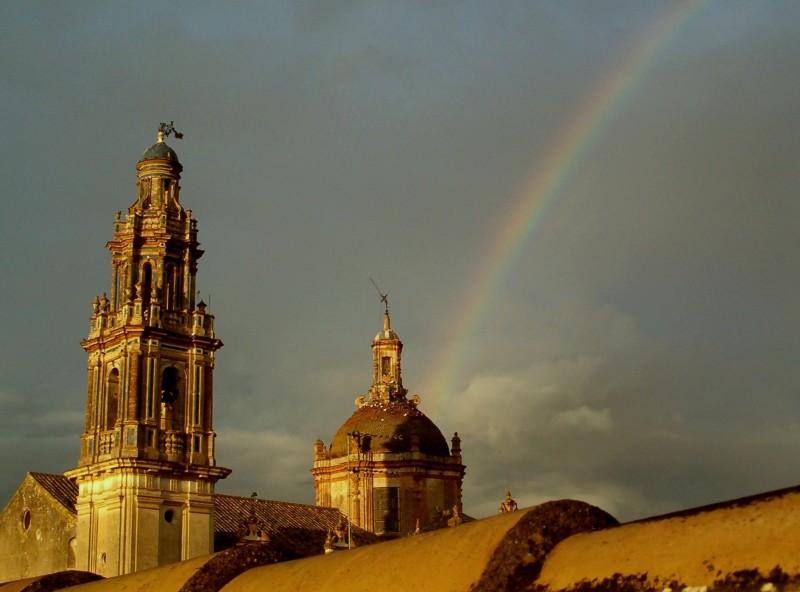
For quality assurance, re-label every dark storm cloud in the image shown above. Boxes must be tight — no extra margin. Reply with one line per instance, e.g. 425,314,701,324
1,1,799,520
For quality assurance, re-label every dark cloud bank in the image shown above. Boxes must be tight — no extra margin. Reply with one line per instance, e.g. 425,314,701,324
1,2,799,522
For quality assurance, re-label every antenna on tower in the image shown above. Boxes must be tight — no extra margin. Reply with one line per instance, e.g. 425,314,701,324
370,278,389,315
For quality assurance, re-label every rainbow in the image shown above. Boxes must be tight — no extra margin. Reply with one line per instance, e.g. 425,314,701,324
421,0,706,418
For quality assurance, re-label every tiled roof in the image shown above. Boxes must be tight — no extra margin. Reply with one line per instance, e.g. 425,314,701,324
329,400,451,457
140,139,180,163
214,494,379,556
29,472,78,513
22,473,379,557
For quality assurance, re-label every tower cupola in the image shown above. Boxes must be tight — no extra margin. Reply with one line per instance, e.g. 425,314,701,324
369,300,406,404
134,125,184,216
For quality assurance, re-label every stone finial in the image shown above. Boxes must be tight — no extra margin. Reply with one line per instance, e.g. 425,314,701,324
499,489,518,514
314,438,326,460
447,505,463,528
239,492,269,543
328,514,349,550
324,530,335,554
451,432,462,457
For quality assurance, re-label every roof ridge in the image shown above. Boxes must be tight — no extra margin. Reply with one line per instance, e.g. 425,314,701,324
214,493,322,509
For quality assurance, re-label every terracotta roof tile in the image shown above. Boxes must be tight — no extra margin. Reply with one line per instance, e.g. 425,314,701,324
30,472,78,513
329,400,450,457
23,473,379,557
214,494,379,556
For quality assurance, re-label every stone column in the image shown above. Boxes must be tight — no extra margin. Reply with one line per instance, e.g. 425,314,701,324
127,350,140,420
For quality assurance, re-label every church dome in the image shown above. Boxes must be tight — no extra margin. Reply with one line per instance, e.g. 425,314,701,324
329,400,450,458
139,140,180,164
374,327,399,341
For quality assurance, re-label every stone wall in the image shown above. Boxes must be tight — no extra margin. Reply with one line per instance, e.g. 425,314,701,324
534,486,800,591
0,475,76,583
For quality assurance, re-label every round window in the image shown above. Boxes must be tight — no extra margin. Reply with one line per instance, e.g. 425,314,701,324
164,509,174,523
22,509,31,531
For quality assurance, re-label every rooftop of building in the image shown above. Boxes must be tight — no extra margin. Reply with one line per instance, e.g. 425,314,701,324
214,494,379,554
28,472,78,514
9,484,800,591
22,473,379,555
328,399,452,458
139,127,181,164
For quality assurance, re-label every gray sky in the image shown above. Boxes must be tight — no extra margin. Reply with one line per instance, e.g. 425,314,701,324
1,1,799,522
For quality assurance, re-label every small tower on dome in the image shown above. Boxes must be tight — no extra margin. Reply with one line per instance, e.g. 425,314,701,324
65,124,230,576
369,290,406,404
311,288,466,537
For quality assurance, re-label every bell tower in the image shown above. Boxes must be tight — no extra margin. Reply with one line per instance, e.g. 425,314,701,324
65,125,230,576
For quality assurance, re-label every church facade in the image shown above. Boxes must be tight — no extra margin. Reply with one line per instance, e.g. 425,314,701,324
311,306,466,537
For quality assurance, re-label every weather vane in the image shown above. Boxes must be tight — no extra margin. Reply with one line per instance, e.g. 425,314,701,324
370,278,389,315
158,121,184,139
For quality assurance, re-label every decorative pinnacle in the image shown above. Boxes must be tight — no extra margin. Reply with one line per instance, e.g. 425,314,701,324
158,121,184,140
